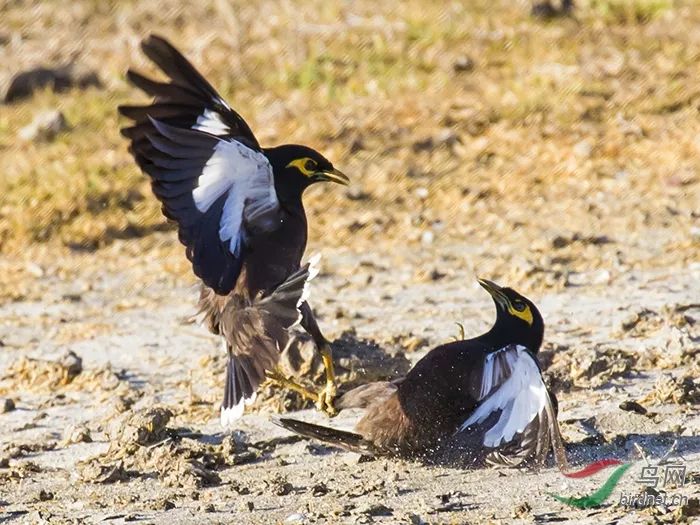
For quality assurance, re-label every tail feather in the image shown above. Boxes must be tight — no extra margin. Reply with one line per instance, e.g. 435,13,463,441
221,354,258,426
272,417,376,455
219,259,319,427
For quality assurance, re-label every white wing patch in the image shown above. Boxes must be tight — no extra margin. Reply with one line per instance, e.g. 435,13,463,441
459,345,547,448
193,109,230,135
192,138,279,255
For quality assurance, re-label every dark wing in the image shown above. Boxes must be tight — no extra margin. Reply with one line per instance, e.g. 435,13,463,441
219,255,320,423
120,34,259,148
119,35,281,294
457,344,558,464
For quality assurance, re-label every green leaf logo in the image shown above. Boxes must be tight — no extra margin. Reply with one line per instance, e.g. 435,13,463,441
549,463,633,509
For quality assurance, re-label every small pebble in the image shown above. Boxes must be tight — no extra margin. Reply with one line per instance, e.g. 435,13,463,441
414,187,429,200
359,503,393,517
1,398,15,413
572,139,593,158
453,55,475,73
18,109,68,142
619,400,647,415
63,424,92,445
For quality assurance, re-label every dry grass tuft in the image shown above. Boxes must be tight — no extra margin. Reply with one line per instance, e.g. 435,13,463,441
0,0,697,295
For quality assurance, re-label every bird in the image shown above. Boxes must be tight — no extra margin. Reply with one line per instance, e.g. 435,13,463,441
273,278,568,468
118,34,349,425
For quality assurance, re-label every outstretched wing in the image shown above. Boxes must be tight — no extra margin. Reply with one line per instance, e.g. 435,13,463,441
219,255,320,423
120,34,259,147
119,35,280,294
458,345,556,463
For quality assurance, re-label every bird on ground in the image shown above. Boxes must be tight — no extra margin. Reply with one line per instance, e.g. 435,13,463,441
118,35,349,425
274,279,568,468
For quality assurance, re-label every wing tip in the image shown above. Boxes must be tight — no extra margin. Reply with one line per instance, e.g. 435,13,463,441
141,33,172,54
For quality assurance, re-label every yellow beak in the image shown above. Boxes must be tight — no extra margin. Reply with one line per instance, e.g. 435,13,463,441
477,278,507,307
477,278,503,295
316,168,350,186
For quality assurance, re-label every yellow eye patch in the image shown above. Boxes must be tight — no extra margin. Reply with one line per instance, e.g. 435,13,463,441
507,303,533,325
286,157,317,177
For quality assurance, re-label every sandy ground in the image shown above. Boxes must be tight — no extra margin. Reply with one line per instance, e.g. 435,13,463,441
0,241,698,524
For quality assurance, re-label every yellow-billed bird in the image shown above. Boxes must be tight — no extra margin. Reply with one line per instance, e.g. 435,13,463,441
274,279,567,467
118,35,349,425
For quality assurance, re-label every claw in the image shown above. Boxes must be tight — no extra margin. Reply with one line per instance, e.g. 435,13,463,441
316,381,338,417
265,369,338,416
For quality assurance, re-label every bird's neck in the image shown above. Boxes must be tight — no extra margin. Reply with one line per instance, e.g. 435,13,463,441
482,322,543,353
273,175,307,211
277,192,306,218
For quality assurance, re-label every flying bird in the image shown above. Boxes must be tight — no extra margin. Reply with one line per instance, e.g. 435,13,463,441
118,35,349,424
274,279,568,467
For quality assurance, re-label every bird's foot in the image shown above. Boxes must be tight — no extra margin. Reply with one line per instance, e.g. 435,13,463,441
316,342,338,417
315,380,338,417
265,369,338,417
265,369,319,404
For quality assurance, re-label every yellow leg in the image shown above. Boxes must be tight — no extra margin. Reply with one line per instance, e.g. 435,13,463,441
265,368,319,404
317,342,338,417
297,303,339,417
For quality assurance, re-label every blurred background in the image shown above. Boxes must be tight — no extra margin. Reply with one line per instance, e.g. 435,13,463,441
1,0,698,306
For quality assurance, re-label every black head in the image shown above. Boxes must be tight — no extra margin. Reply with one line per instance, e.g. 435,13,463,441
478,278,544,351
264,144,349,203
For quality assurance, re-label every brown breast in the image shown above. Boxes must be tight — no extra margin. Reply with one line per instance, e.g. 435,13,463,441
355,392,427,456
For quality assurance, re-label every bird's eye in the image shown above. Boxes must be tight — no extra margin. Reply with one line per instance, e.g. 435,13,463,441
304,159,317,172
512,300,526,312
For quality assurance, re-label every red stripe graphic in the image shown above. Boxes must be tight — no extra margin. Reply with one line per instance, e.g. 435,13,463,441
562,458,623,478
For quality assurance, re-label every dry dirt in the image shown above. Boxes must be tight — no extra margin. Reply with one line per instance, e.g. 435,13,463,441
0,249,698,524
1,0,700,524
